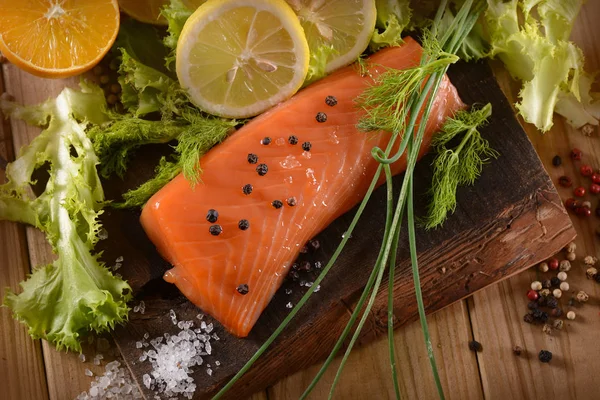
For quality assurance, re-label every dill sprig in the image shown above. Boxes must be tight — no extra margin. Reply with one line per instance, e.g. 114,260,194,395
425,103,498,229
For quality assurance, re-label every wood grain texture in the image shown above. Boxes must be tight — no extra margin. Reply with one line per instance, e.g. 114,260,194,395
0,66,49,400
111,58,575,399
268,301,482,400
469,1,600,397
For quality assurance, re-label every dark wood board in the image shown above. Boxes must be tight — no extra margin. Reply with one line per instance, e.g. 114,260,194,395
102,60,576,399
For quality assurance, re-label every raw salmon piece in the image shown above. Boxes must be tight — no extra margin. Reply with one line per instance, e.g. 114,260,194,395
140,37,464,337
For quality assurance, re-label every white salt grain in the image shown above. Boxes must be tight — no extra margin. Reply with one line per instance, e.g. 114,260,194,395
79,353,86,363
85,369,94,377
285,288,292,295
206,368,213,376
135,341,143,349
115,256,124,263
286,302,293,309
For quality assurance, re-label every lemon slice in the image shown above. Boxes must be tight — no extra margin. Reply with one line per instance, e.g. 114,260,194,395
176,0,310,118
286,0,377,73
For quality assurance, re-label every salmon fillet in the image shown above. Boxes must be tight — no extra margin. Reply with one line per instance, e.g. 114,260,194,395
140,37,464,337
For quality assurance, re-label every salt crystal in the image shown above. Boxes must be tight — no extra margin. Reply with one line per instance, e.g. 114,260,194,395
143,374,152,389
85,369,93,377
215,361,221,366
285,289,292,295
205,323,214,333
79,353,86,363
144,333,150,340
115,256,124,263
314,285,321,293
206,368,213,376
133,306,140,313
286,302,293,309
200,321,207,330
135,341,142,349
113,262,122,271
196,314,204,320
98,228,108,240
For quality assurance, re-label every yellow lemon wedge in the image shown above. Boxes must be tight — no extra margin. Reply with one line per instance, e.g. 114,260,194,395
176,0,310,118
286,0,377,73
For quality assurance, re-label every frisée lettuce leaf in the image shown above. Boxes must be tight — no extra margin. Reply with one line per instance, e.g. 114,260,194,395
0,82,132,352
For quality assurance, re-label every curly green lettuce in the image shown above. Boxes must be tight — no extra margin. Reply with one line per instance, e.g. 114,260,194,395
162,0,196,69
370,0,412,51
0,82,132,352
486,0,598,131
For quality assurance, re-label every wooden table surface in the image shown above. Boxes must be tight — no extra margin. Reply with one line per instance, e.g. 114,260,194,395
1,2,599,399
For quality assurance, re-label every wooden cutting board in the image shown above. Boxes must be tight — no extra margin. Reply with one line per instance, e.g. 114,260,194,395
92,60,576,399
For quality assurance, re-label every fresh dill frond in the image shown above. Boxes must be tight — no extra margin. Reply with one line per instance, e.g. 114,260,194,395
114,157,182,209
88,117,184,178
425,103,498,229
175,112,238,185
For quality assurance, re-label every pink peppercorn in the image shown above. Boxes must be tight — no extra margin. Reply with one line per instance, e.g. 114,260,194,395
581,165,593,177
574,186,586,197
549,258,559,270
527,290,539,301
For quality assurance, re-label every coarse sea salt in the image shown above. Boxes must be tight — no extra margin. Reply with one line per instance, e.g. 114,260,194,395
77,360,143,400
133,310,219,399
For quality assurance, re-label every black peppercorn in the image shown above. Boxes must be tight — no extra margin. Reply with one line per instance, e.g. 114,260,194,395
468,340,482,352
558,175,572,187
538,350,552,363
537,296,547,307
287,197,297,206
523,313,534,324
550,277,561,287
551,307,563,317
325,95,337,106
242,184,253,195
206,209,218,223
238,219,249,230
552,155,562,166
542,279,552,289
261,137,272,145
209,225,222,236
527,301,538,310
595,273,600,283
236,284,249,295
315,112,327,123
247,153,258,164
288,135,298,145
256,163,268,176
272,200,283,209
302,142,312,151
532,309,548,323
546,296,558,309
309,239,320,251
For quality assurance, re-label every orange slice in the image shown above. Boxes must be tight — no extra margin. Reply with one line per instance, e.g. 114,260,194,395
0,0,120,79
119,0,206,25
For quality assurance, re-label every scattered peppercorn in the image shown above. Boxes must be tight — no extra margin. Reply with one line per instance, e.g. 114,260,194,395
565,242,576,253
289,270,300,281
560,282,570,291
533,309,549,323
100,75,111,85
315,112,327,123
542,279,552,289
586,267,598,279
272,200,283,209
468,340,482,352
553,289,563,299
567,311,576,320
106,94,119,105
576,290,589,303
539,288,551,297
593,173,600,184
309,239,320,251
576,206,592,217
539,262,549,272
209,224,222,236
538,350,552,363
527,289,539,301
238,219,250,230
325,95,338,106
546,296,558,309
574,186,586,197
570,148,583,160
206,209,219,223
242,184,253,195
256,163,268,176
584,255,598,266
288,135,298,145
513,345,523,356
261,137,272,145
595,274,600,283
537,296,547,307
582,200,592,209
580,164,593,177
523,313,535,324
558,176,573,187
567,252,576,261
565,198,578,210
531,281,542,291
551,308,563,318
302,142,312,151
236,284,249,295
542,323,553,335
298,261,312,272
553,319,564,330
247,153,258,164
93,65,104,76
557,272,568,281
287,197,297,206
549,258,559,270
591,184,600,194
527,301,539,310
559,260,571,272
552,155,562,166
